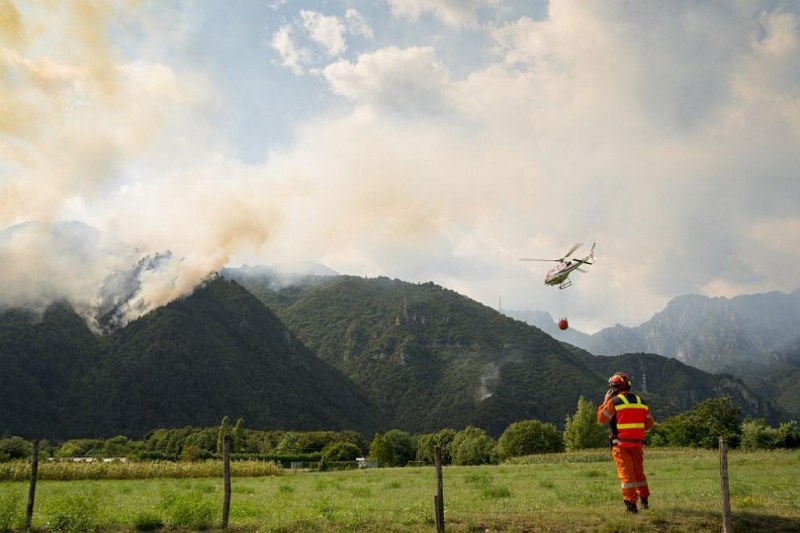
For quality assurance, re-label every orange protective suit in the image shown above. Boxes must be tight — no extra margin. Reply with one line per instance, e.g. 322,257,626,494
597,391,654,505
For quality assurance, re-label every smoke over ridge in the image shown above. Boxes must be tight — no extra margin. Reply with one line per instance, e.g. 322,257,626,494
0,221,219,329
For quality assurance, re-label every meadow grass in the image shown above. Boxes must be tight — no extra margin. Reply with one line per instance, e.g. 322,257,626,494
0,448,797,531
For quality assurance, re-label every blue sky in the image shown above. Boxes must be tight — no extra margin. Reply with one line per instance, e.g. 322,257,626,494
1,0,799,331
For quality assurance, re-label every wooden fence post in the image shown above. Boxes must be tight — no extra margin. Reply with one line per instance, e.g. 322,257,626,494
434,445,445,533
24,439,39,532
719,436,733,533
221,434,231,529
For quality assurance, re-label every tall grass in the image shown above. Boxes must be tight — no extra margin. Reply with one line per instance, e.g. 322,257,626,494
0,492,21,531
0,448,797,531
0,459,282,481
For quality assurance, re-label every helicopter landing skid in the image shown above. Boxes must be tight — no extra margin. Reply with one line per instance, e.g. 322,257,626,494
558,280,573,290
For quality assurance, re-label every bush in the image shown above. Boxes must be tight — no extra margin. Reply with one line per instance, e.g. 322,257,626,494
159,489,216,530
657,397,741,448
742,419,800,450
0,438,31,461
47,491,102,532
416,429,457,465
321,441,361,462
451,426,496,466
496,420,564,460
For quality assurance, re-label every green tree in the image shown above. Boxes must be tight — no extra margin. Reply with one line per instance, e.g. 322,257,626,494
368,433,394,466
776,420,800,448
659,397,741,448
275,432,300,454
232,418,245,453
217,416,230,454
496,420,564,460
741,418,800,450
102,435,132,457
416,428,457,465
0,437,32,461
564,396,608,451
295,431,337,454
383,430,417,466
451,426,496,465
321,441,362,462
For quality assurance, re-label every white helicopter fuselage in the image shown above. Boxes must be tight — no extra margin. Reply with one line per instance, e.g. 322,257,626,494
544,262,578,286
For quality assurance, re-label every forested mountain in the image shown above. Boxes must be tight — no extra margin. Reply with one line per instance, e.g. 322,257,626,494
1,272,788,440
0,302,102,438
232,272,784,432
510,291,800,418
1,278,383,439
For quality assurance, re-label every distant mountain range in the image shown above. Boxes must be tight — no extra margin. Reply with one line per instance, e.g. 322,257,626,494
507,289,800,417
0,260,790,439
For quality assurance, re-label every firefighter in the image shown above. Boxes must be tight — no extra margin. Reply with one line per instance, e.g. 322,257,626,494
597,371,654,513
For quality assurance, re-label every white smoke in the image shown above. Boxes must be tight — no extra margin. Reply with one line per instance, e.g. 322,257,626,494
0,221,212,330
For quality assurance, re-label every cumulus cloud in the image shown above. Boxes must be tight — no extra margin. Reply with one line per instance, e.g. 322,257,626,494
271,8,372,74
271,24,310,74
323,46,448,114
387,0,494,27
346,9,374,40
300,9,347,56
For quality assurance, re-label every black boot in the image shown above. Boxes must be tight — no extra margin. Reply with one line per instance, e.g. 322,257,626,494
624,501,638,514
640,497,649,510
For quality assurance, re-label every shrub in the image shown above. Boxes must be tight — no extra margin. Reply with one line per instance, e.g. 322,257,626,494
0,438,31,461
741,419,800,450
416,429,457,465
451,426,496,466
321,441,361,462
159,489,216,530
657,397,741,448
496,420,564,460
47,491,102,532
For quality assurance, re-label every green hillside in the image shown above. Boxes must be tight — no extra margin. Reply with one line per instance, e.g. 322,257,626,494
236,273,788,433
247,275,609,434
1,279,384,438
0,303,101,438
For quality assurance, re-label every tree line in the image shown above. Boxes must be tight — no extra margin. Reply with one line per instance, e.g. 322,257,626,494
2,397,797,466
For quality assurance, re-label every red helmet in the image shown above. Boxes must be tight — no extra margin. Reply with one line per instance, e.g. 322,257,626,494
608,372,632,392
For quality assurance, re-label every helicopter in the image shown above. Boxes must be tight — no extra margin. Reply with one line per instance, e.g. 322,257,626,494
519,242,596,290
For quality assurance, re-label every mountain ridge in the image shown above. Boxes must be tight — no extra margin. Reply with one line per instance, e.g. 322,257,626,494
508,289,800,417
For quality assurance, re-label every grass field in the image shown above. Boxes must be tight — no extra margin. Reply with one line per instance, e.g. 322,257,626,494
0,448,798,532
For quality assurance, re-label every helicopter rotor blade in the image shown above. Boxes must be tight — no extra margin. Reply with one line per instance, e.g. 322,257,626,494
519,258,559,262
576,267,588,273
561,243,583,260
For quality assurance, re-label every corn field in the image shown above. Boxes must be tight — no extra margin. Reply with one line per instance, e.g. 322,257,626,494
0,459,282,481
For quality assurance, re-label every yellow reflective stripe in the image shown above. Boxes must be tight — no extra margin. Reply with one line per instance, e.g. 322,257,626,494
617,423,645,429
615,394,648,411
615,404,649,411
